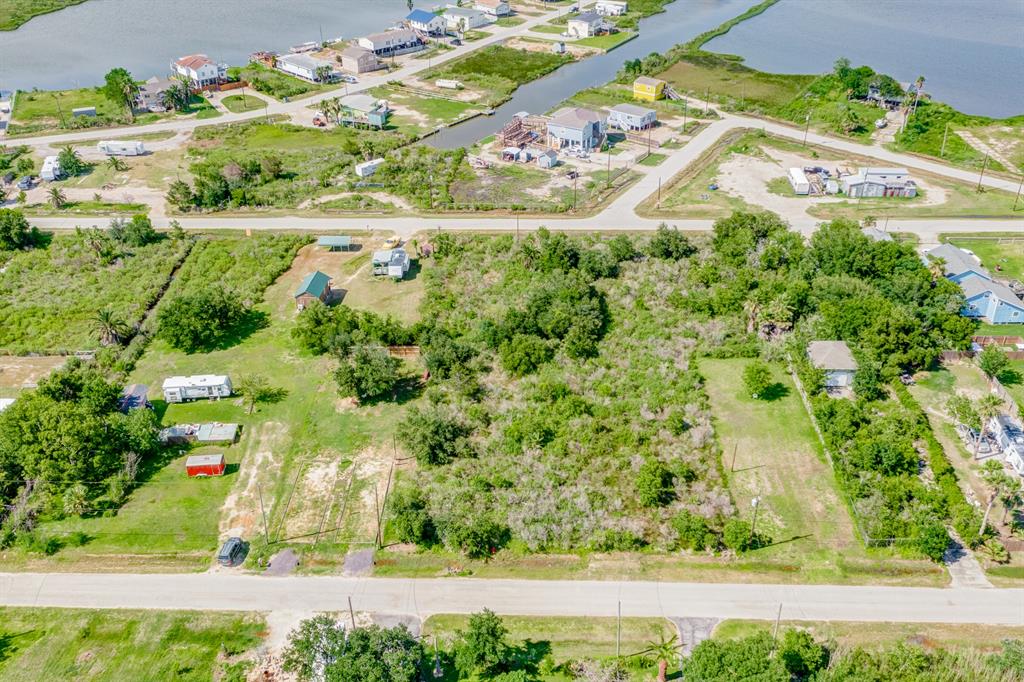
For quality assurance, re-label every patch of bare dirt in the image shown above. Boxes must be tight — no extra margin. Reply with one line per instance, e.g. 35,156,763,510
282,458,341,540
348,446,394,542
0,355,65,389
219,421,287,540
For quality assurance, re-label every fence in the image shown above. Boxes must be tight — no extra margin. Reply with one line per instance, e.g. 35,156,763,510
387,345,421,359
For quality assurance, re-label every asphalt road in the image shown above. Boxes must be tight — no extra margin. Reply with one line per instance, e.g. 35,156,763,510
0,572,1021,624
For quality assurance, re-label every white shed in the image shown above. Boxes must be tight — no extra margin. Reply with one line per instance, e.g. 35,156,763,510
97,140,146,156
788,167,810,195
40,155,62,181
355,157,385,178
162,375,233,403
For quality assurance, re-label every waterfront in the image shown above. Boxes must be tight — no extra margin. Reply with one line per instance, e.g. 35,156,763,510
0,0,419,91
705,0,1024,119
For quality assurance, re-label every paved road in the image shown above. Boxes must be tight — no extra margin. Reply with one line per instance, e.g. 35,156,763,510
5,4,577,149
0,573,1021,624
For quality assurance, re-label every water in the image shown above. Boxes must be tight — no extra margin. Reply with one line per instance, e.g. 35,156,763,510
705,0,1024,119
0,0,420,91
428,0,753,149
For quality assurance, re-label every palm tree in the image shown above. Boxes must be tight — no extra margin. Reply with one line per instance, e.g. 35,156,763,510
637,632,682,682
47,187,67,209
975,394,1004,461
93,308,128,346
320,98,341,126
927,255,947,281
979,459,1016,537
107,157,127,172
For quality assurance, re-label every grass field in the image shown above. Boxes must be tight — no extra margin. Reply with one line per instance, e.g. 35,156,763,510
20,200,147,216
495,15,525,27
422,615,673,681
0,0,87,30
638,152,667,167
946,237,1024,280
371,87,485,136
700,359,934,584
574,31,636,51
660,53,814,114
0,234,189,354
228,63,340,101
530,23,565,34
0,607,263,681
221,93,267,113
714,619,1024,652
427,45,572,105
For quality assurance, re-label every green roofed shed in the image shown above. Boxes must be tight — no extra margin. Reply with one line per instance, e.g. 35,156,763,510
294,270,332,309
317,235,352,251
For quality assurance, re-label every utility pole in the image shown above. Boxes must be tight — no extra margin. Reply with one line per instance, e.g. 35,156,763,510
770,603,783,651
573,174,578,210
682,96,687,134
52,93,66,128
515,213,520,241
616,601,621,657
802,113,811,147
606,143,612,188
977,153,989,192
1014,175,1024,211
348,596,357,629
939,121,949,158
257,481,270,543
704,87,710,115
750,496,761,542
657,176,661,207
730,443,738,472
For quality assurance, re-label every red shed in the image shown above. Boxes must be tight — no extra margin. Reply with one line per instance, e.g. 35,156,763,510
185,453,226,477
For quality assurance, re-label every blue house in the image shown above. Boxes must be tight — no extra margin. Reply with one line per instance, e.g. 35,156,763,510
925,243,1024,324
546,107,604,151
407,9,446,35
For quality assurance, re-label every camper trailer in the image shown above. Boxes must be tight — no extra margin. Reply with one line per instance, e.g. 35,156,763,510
162,375,233,403
97,140,146,156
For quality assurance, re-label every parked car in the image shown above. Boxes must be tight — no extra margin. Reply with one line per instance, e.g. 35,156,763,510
341,74,358,84
217,536,246,567
16,176,33,190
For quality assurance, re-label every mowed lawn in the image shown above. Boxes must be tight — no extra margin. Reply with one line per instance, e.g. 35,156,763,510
702,359,898,582
0,607,263,681
947,237,1024,280
422,615,674,681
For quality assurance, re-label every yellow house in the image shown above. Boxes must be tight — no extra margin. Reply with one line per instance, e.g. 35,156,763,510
633,76,666,102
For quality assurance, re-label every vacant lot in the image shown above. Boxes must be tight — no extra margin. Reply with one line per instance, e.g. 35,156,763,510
660,53,814,113
0,0,86,30
228,63,340,101
221,93,267,113
0,234,189,353
428,45,572,105
371,86,486,136
0,607,263,681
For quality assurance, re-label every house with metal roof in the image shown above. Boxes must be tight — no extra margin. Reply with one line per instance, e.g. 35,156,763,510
807,340,858,388
407,8,447,34
547,107,604,150
317,235,353,251
567,11,603,37
475,0,511,17
841,167,917,198
339,94,390,128
275,53,337,83
606,103,657,131
372,248,411,279
445,6,491,31
294,271,333,309
357,28,424,56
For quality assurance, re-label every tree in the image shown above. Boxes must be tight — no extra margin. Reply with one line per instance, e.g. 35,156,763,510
314,65,334,83
166,179,195,211
926,254,947,281
975,394,1004,461
106,156,128,172
852,360,886,401
397,406,470,466
156,286,246,353
647,224,695,260
742,360,773,399
947,394,983,458
979,460,1017,537
109,214,158,246
92,308,129,346
47,187,67,209
334,345,401,401
389,486,435,545
102,67,139,121
776,629,828,678
57,146,89,176
62,483,88,517
978,344,1009,382
639,632,682,682
456,609,511,676
0,208,40,250
284,618,421,682
499,334,552,376
636,459,674,507
237,374,279,414
685,632,788,681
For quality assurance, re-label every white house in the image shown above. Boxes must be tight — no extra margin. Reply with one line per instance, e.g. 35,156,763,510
788,167,810,195
40,155,62,181
595,0,627,15
355,157,385,178
340,46,380,74
567,11,603,37
606,103,656,131
372,249,411,279
275,53,337,83
358,29,424,56
406,9,447,35
445,6,491,31
988,415,1024,476
171,54,227,88
475,0,511,17
841,167,917,198
162,375,233,403
807,340,858,389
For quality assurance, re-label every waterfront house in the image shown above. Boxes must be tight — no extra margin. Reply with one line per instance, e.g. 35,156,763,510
807,341,858,389
358,29,425,57
475,0,511,17
340,46,380,74
606,103,656,131
406,8,447,35
567,11,603,37
339,94,389,128
547,107,604,150
633,76,665,102
841,167,917,198
171,54,227,88
294,271,333,309
445,6,491,31
275,53,337,83
595,0,627,16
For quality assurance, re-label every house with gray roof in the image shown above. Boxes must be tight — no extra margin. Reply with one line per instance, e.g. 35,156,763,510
606,103,657,131
924,243,1024,324
547,107,604,150
807,340,858,389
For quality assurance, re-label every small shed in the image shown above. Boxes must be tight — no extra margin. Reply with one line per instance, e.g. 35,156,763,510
119,384,150,412
807,340,858,389
537,149,558,169
72,106,97,118
633,76,666,102
317,235,352,251
185,453,226,477
355,157,385,178
788,168,810,195
294,270,333,309
552,41,566,55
